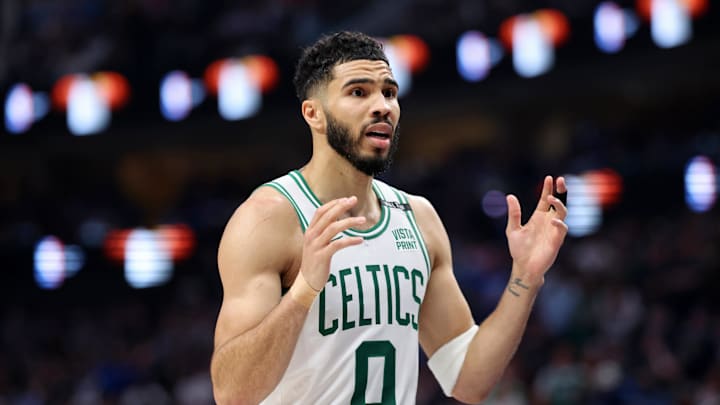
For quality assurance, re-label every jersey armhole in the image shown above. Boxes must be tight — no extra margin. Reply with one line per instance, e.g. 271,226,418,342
259,182,309,233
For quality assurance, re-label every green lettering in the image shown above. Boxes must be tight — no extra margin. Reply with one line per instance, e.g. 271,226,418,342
351,341,396,405
366,265,382,325
319,274,338,336
355,266,372,326
411,269,424,330
393,266,410,326
339,268,355,330
383,265,393,325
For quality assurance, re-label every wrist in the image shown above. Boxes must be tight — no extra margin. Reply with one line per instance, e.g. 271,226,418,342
290,271,321,310
509,264,545,291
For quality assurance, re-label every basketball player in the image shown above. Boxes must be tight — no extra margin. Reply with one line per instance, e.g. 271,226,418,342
210,31,568,405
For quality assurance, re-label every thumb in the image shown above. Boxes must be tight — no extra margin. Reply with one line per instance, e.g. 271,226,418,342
506,194,522,233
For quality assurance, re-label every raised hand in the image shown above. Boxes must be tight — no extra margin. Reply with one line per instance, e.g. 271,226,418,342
291,196,366,308
505,176,568,286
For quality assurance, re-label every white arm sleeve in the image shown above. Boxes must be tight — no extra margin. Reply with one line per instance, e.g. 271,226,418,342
426,324,479,397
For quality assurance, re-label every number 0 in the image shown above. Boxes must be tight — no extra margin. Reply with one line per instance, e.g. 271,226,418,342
351,340,396,405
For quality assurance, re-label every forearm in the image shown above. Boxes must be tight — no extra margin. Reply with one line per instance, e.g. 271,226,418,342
211,282,316,405
452,266,542,403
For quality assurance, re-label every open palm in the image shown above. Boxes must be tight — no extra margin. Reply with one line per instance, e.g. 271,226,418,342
505,176,568,284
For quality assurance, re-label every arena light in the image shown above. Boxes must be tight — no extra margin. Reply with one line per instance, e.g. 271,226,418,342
565,175,603,237
651,0,692,48
387,35,430,74
67,75,110,135
456,31,504,82
4,84,49,134
53,72,130,111
242,55,280,93
637,0,709,19
33,236,85,290
204,56,278,120
383,42,412,98
52,71,129,135
160,71,193,121
685,155,716,213
104,224,196,262
218,61,261,120
160,71,206,122
499,9,569,78
4,84,34,134
584,168,623,208
512,16,554,78
93,71,130,110
595,2,627,53
124,228,173,289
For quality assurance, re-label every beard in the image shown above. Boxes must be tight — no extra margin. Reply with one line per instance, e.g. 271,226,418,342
326,113,400,177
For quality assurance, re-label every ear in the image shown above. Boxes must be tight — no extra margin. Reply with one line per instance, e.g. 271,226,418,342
301,99,325,133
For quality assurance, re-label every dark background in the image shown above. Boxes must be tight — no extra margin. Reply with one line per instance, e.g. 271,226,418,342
1,0,720,404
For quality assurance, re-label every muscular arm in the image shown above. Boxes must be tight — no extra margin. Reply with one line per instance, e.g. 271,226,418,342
412,182,567,404
210,188,309,405
211,189,365,405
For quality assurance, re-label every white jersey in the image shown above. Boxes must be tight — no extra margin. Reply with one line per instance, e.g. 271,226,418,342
260,170,431,405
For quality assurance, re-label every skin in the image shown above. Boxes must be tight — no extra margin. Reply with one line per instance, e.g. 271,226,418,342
210,59,568,405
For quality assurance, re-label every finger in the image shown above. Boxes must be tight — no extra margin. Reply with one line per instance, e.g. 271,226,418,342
554,176,567,207
319,216,366,243
547,195,568,220
310,196,357,235
308,197,346,228
535,176,553,212
506,194,522,233
551,218,568,233
551,219,569,243
326,235,364,255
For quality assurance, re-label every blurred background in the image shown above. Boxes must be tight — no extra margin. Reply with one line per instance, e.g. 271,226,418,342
1,0,720,404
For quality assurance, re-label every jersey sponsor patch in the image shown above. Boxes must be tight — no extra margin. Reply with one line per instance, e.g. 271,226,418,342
391,227,419,251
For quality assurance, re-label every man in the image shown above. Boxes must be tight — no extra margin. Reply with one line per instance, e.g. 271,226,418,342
210,31,568,405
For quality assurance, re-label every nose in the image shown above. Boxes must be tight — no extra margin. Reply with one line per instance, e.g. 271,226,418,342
370,92,392,119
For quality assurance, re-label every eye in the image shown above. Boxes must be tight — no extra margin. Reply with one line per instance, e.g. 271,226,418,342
351,88,365,97
383,88,397,98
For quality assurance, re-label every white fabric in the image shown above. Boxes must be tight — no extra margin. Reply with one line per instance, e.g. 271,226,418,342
260,171,431,404
427,324,479,397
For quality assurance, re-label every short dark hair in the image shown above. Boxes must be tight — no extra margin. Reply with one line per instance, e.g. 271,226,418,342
293,31,389,101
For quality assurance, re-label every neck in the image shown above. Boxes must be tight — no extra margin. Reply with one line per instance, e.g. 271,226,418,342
300,152,378,219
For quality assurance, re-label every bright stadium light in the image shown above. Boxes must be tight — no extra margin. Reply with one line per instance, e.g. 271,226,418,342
160,70,193,121
595,2,627,53
67,76,110,135
218,61,261,121
4,83,35,134
685,155,716,213
512,17,554,78
457,31,493,82
651,0,692,48
124,228,173,289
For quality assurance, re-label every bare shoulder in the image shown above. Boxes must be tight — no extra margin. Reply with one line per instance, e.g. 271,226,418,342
218,185,302,284
214,185,303,349
404,193,445,234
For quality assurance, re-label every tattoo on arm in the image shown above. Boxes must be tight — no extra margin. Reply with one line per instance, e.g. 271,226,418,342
507,278,530,297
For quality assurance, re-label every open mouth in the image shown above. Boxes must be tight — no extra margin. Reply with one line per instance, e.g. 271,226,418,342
364,122,393,140
366,131,390,139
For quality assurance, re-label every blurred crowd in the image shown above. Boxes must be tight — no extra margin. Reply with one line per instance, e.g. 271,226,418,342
2,0,720,404
0,0,649,91
2,113,720,404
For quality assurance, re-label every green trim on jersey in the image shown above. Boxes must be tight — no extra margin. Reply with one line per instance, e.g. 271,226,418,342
392,188,431,278
289,170,391,240
261,182,309,232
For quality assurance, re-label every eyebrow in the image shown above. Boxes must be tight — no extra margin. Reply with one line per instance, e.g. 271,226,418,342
341,77,400,90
